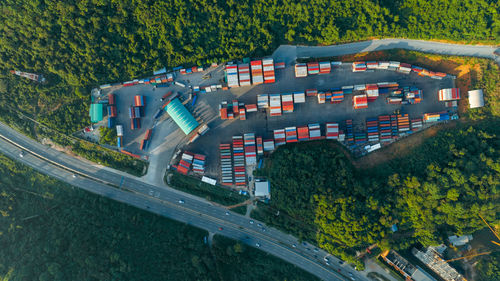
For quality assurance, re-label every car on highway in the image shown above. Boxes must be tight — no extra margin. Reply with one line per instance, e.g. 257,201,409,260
257,223,262,227
249,220,254,224
338,260,344,265
255,243,261,247
325,261,330,266
324,257,329,262
292,244,297,248
178,199,185,204
19,151,24,158
72,174,76,178
225,211,230,216
262,228,266,232
218,227,223,231
313,248,319,253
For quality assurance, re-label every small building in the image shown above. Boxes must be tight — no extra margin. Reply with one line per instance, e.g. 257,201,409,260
89,103,104,123
254,181,270,198
164,98,199,135
448,235,473,247
382,250,435,281
468,89,484,108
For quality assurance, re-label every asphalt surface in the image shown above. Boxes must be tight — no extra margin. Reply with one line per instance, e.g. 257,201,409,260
0,121,361,281
272,38,500,65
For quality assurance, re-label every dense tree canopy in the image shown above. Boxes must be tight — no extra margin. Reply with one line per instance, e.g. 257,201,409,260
254,120,500,267
0,153,318,281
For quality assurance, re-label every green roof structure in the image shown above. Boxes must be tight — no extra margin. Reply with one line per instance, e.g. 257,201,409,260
89,103,104,123
165,98,199,135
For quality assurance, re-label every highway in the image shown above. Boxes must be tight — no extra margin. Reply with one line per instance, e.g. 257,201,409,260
273,38,500,65
0,121,361,281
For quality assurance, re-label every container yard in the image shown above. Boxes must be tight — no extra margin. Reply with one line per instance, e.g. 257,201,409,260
92,53,456,189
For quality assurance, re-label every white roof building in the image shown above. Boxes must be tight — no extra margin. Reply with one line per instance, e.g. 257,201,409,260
448,235,473,247
468,89,485,108
254,181,270,198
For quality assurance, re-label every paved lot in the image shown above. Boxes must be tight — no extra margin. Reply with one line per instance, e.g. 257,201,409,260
185,64,454,181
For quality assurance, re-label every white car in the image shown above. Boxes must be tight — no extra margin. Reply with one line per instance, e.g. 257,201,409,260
178,199,185,204
225,211,230,216
255,243,261,247
249,220,254,224
72,174,76,178
19,151,24,158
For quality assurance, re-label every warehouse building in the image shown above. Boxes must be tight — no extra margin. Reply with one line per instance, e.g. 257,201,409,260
164,98,199,135
468,89,484,108
254,180,270,198
89,103,104,123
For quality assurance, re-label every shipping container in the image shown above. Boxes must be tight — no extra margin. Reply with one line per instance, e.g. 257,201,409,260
269,94,282,116
144,129,152,140
326,123,339,140
262,58,275,83
226,64,239,88
116,125,124,137
319,61,331,74
293,92,306,103
108,94,116,105
295,63,308,78
134,106,141,118
107,117,114,128
238,63,251,86
134,95,145,107
438,88,460,101
117,136,122,148
353,95,368,109
250,60,264,85
257,94,269,109
307,62,320,75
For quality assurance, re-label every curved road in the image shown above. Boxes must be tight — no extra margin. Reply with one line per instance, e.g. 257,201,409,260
0,122,356,281
273,38,500,65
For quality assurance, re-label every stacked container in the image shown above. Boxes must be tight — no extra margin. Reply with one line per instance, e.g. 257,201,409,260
220,144,233,186
366,61,378,69
366,118,379,143
352,62,367,72
386,97,403,104
423,112,449,122
219,102,228,119
232,100,239,118
378,115,392,143
257,94,269,109
178,152,193,175
130,118,141,130
317,92,326,104
398,63,412,74
355,131,367,145
293,92,306,103
232,136,246,186
389,61,400,71
263,139,275,151
366,84,379,102
134,95,145,107
274,62,286,69
319,61,331,74
239,108,246,120
411,118,423,131
244,133,257,165
256,137,263,155
107,105,117,117
325,91,332,102
281,94,294,113
378,61,390,69
250,60,263,84
108,94,115,105
308,124,321,140
238,63,251,86
331,89,344,103
345,120,354,144
353,95,368,109
326,123,339,140
269,94,282,116
273,129,286,146
406,87,423,104
192,154,206,174
245,104,258,112
297,126,309,141
438,88,460,101
285,127,298,143
390,115,398,138
397,114,410,135
295,63,308,77
307,62,319,75
306,89,318,97
226,64,239,87
262,58,275,83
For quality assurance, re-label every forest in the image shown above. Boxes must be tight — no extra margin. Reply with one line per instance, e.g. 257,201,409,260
0,153,317,281
253,120,500,270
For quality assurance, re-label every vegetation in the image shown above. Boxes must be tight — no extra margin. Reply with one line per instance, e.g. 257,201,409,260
37,126,147,177
168,173,248,206
253,120,500,267
476,252,500,281
212,235,320,281
99,126,117,146
0,153,318,281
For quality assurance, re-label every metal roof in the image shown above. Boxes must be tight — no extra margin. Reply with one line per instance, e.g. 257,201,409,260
89,103,103,123
468,89,484,108
254,181,270,197
165,98,199,135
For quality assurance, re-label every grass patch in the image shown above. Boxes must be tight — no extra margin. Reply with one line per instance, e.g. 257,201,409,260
168,173,248,206
367,272,391,281
230,205,248,215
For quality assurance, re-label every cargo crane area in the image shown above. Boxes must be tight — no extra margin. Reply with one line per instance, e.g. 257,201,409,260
10,70,46,83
